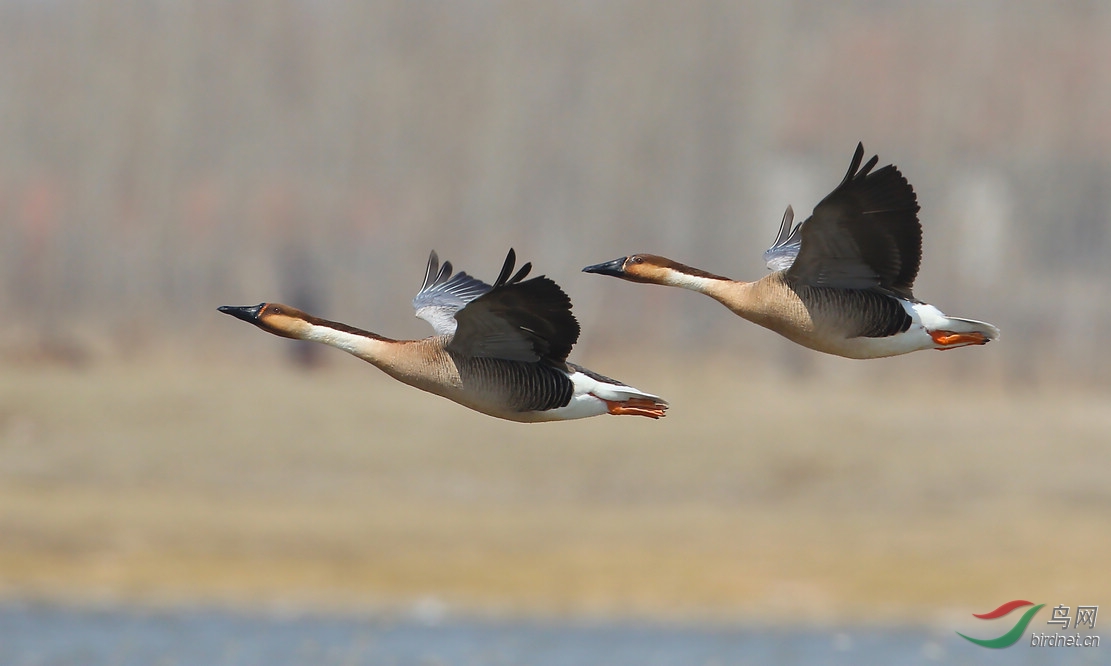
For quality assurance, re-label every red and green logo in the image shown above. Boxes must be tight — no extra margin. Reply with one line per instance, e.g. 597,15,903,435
957,600,1045,648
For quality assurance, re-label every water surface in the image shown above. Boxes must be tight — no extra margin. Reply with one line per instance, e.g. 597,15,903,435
0,602,1100,666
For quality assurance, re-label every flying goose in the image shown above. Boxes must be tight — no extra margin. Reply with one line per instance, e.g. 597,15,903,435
583,143,999,359
219,249,668,421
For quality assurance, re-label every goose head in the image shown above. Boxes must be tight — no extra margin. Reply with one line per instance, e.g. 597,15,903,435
584,254,728,288
582,254,675,284
218,303,309,339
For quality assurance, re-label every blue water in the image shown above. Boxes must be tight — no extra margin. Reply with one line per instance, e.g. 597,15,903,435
0,602,1101,665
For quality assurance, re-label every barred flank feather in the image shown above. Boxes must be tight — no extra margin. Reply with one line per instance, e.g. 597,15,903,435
787,283,912,339
453,354,573,413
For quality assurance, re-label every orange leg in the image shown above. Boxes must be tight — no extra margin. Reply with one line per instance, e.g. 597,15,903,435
599,396,668,419
930,330,988,349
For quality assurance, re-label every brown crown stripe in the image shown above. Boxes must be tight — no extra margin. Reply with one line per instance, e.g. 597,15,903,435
645,255,730,281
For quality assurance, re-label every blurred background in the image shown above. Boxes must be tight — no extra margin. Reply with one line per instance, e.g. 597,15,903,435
1,2,1108,664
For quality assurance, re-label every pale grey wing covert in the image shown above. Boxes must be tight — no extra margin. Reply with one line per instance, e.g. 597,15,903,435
763,205,803,272
412,250,495,336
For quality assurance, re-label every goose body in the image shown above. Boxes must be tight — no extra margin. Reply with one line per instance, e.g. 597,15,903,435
220,250,667,422
584,144,999,360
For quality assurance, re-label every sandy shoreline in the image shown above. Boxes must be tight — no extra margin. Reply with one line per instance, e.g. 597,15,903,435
1,360,1108,623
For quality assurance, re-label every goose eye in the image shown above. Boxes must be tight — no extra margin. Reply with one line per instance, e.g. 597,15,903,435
630,256,645,265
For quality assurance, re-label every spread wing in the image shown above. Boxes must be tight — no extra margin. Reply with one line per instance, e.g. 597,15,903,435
412,251,495,336
763,205,803,271
446,249,580,364
784,143,922,299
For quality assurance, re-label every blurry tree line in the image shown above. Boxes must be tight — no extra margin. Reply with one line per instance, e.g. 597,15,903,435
1,1,1109,384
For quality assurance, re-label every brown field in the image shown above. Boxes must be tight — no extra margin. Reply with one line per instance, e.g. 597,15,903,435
0,355,1108,626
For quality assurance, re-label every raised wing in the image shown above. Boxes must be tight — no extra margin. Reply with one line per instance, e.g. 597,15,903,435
785,143,922,299
447,249,580,364
413,251,494,336
763,205,802,271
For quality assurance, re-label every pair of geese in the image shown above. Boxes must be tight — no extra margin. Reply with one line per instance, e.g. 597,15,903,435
221,144,999,423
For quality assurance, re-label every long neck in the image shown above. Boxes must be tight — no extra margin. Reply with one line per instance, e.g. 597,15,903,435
654,266,766,321
292,315,399,365
657,268,732,293
289,315,455,391
650,261,744,296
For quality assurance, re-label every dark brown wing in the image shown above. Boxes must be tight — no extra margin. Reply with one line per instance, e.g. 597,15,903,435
447,249,580,364
785,143,922,299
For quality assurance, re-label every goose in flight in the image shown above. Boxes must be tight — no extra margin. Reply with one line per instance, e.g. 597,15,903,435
583,143,999,359
220,249,668,421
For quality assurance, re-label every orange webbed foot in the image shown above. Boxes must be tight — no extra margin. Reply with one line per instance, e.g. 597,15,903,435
602,397,668,419
930,330,988,349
